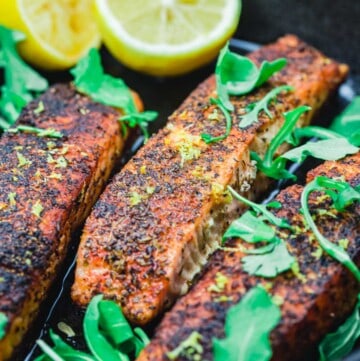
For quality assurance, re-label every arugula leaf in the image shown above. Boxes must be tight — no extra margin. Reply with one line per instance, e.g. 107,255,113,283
0,312,7,340
201,97,232,144
71,49,158,142
319,295,360,361
216,43,287,98
223,188,294,278
251,105,311,180
330,96,360,144
223,211,275,243
301,176,360,282
36,295,149,361
293,126,343,144
213,286,281,361
35,330,96,361
252,106,359,181
239,85,293,128
242,240,295,278
282,138,358,164
311,176,360,212
0,26,48,129
227,186,291,229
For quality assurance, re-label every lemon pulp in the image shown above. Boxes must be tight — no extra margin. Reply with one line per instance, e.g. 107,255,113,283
95,0,241,76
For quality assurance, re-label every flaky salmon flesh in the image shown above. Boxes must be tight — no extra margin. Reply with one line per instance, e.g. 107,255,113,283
72,35,348,326
0,84,142,360
138,153,360,361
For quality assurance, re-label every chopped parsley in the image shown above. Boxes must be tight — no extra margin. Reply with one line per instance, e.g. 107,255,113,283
166,331,203,361
31,200,44,218
7,125,63,139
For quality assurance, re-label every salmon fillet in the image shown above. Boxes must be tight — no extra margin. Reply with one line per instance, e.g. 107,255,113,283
138,153,360,361
0,84,141,360
72,35,348,325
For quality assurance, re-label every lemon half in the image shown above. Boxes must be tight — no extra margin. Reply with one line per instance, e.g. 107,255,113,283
0,0,101,70
95,0,242,76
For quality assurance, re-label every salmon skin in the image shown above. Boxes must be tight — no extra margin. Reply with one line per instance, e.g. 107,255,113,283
72,35,348,326
0,84,132,360
138,153,360,361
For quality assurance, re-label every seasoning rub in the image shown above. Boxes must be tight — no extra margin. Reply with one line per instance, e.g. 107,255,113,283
138,153,360,361
0,84,137,360
72,35,348,325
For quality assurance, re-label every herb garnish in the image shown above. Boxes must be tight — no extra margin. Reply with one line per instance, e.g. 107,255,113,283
203,44,288,143
36,295,149,361
201,97,232,144
215,44,287,110
301,176,360,282
0,26,48,130
213,286,281,361
0,312,7,340
319,294,360,361
71,49,158,142
239,85,293,128
7,125,63,139
223,187,295,278
166,331,203,360
330,96,360,143
251,106,359,180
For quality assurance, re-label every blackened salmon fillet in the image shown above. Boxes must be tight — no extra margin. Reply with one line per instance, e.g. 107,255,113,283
72,35,348,325
138,153,360,361
0,84,141,360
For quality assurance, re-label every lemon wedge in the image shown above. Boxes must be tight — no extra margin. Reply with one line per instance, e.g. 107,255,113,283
0,0,101,70
95,0,241,76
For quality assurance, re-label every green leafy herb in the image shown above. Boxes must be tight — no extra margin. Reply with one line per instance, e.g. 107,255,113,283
330,96,360,145
34,100,45,115
251,106,359,181
7,125,63,138
215,43,287,110
201,97,232,144
301,176,360,282
282,138,358,164
227,186,290,229
223,187,294,277
251,105,311,180
319,294,360,361
36,330,96,361
166,331,203,360
36,295,149,361
242,240,295,278
293,125,343,144
71,49,157,142
0,312,7,340
213,286,281,361
31,200,44,218
239,85,293,128
0,26,48,130
223,211,275,243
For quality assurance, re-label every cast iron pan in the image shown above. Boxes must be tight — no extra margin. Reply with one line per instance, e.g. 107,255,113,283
10,38,359,361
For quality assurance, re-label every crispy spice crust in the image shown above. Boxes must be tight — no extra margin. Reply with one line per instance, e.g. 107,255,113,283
72,35,348,325
0,84,127,360
138,153,360,361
